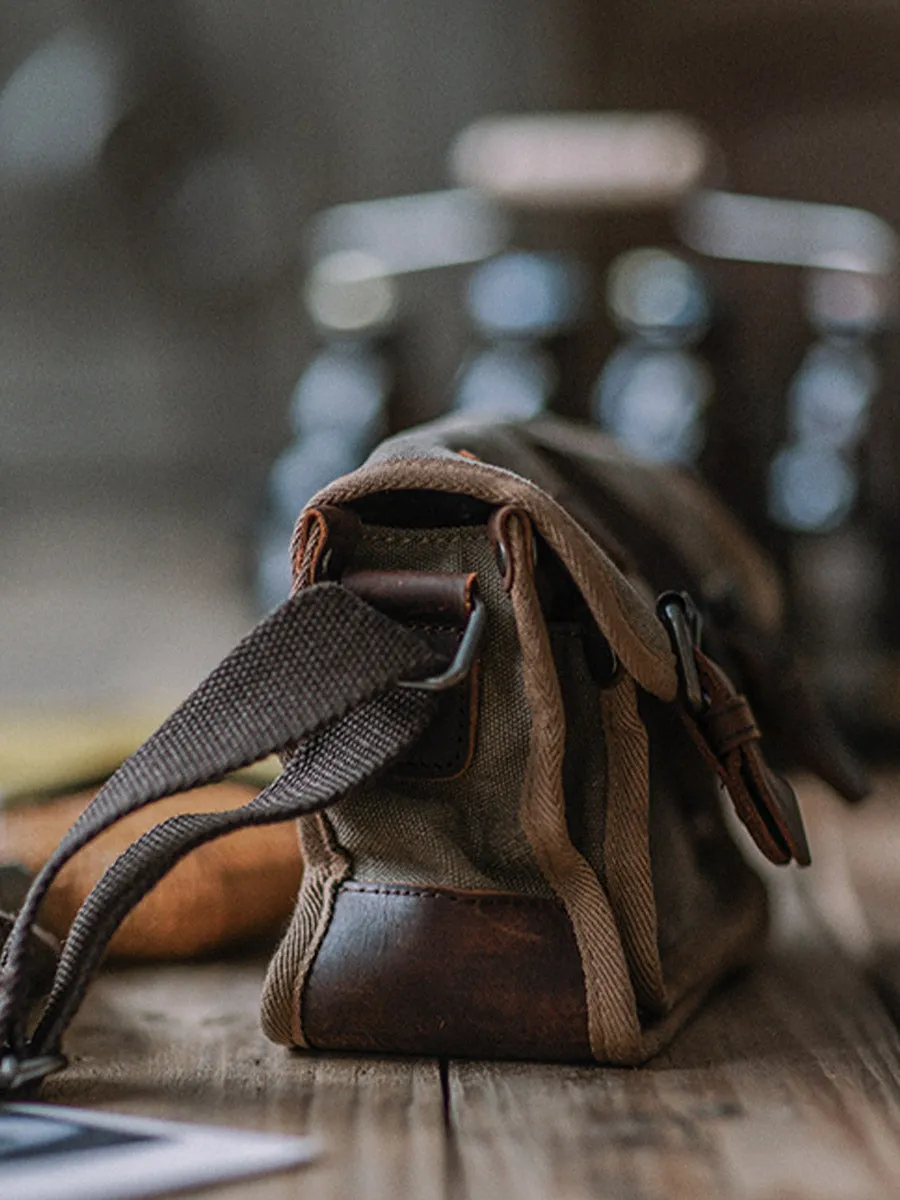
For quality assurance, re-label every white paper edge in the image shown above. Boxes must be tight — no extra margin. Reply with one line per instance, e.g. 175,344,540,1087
2,1103,318,1200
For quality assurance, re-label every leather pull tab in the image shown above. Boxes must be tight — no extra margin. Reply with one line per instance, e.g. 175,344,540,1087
680,649,811,867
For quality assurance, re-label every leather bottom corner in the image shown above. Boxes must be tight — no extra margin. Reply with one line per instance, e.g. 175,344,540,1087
302,881,593,1062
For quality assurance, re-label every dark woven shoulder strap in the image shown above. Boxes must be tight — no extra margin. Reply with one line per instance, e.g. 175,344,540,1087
0,583,443,1088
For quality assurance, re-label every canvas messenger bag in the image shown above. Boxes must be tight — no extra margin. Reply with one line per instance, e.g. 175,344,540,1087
0,415,865,1091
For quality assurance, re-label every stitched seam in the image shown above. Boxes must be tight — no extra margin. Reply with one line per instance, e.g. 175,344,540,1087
343,882,566,909
366,528,482,547
402,702,468,772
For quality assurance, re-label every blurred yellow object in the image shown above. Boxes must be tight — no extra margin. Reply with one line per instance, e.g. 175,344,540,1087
2,780,302,960
0,710,281,804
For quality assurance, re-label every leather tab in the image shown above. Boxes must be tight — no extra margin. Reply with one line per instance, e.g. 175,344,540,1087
680,649,811,867
702,694,760,757
487,506,535,592
341,570,475,627
294,505,361,583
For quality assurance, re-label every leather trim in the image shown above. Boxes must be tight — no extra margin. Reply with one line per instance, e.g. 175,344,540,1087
341,570,475,626
293,505,361,584
306,450,679,700
392,652,480,780
680,648,810,866
302,882,593,1062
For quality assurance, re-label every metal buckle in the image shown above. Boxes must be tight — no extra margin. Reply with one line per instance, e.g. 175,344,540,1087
657,591,705,713
0,1051,67,1095
397,594,487,693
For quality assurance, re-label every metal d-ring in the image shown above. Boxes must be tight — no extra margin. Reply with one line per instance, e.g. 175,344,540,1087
397,593,487,693
657,591,705,714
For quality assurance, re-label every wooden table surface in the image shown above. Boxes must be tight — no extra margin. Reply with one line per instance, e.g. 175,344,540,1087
40,847,900,1200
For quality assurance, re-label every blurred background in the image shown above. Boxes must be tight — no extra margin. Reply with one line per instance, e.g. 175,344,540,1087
3,0,900,773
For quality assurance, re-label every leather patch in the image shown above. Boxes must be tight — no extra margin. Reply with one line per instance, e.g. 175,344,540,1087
302,882,592,1062
393,641,480,779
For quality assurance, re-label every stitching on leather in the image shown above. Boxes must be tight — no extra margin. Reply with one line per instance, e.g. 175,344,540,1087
343,882,565,908
370,528,480,546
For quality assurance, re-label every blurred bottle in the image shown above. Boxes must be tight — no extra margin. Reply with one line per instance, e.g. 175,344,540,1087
591,247,715,465
768,268,889,739
452,252,587,418
255,251,399,611
768,269,883,534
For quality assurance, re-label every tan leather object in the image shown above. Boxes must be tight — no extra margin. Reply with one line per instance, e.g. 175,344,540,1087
3,782,302,959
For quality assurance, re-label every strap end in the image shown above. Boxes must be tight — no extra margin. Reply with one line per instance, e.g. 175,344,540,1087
0,1051,67,1096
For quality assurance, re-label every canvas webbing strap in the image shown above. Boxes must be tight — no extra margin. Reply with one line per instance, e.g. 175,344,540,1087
0,582,444,1089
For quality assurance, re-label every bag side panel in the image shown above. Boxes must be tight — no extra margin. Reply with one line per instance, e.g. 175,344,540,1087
642,692,769,1011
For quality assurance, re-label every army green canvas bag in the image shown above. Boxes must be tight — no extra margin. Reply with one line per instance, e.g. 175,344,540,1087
0,415,864,1091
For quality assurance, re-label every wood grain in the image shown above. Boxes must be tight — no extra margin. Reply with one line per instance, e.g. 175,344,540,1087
448,942,900,1200
37,808,900,1200
43,959,447,1200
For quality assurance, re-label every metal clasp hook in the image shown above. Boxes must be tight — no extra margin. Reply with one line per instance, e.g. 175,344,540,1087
397,593,487,693
657,591,705,713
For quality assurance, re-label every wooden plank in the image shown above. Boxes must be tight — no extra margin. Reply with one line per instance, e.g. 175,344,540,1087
42,958,447,1200
38,776,900,1200
53,932,900,1200
448,925,900,1199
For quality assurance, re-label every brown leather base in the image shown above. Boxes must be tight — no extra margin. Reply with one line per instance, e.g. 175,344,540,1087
302,882,594,1062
